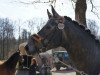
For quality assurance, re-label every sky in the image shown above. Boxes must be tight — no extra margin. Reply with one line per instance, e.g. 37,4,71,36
0,0,75,20
0,0,100,37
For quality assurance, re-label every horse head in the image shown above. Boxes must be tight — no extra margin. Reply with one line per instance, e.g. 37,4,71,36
26,6,69,53
38,6,70,50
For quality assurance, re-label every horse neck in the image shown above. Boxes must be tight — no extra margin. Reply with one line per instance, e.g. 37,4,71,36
3,52,20,69
62,22,100,74
65,22,99,49
62,22,100,61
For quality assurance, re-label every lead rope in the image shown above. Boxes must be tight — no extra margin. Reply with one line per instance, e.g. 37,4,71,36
59,60,88,75
60,29,88,75
53,54,88,75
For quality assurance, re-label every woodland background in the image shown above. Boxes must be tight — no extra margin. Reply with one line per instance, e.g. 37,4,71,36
0,0,100,59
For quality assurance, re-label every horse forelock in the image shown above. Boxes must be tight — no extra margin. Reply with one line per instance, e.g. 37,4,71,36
64,16,100,44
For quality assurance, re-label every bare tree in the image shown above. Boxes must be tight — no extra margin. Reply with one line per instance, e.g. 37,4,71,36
27,19,36,34
0,18,15,59
21,29,28,42
75,0,87,26
87,19,99,36
37,18,46,32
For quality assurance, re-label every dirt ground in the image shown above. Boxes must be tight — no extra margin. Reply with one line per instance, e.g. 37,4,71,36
52,67,76,75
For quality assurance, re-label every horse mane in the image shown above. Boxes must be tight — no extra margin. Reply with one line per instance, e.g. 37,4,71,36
64,16,100,44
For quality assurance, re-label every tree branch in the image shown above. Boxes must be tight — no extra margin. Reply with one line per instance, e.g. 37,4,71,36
71,0,77,3
70,0,75,9
89,0,100,19
14,0,56,5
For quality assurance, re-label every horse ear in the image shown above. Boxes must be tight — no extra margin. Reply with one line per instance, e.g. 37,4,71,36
47,9,53,19
51,5,60,18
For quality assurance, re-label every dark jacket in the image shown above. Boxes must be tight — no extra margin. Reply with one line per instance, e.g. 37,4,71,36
29,64,37,75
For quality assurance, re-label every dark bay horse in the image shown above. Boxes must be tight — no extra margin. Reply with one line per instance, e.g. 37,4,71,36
27,6,100,75
0,51,20,75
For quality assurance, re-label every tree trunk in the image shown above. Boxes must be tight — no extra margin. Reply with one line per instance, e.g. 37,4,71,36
2,31,5,59
75,0,87,27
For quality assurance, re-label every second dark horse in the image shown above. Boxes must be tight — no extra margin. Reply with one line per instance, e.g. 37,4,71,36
27,6,100,75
